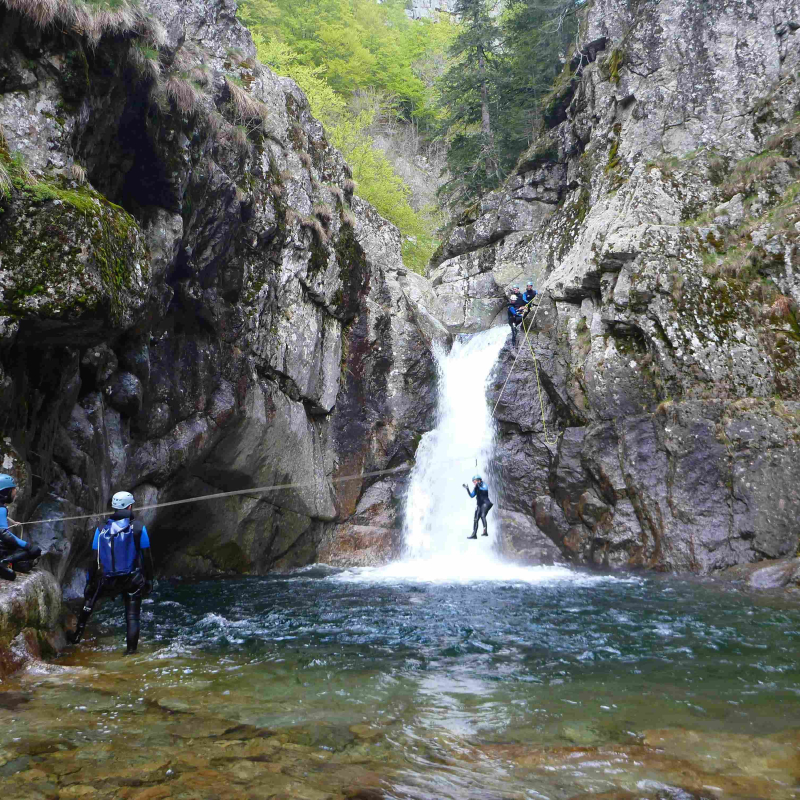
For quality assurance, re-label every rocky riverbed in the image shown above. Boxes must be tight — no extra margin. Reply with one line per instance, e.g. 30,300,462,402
1,568,799,800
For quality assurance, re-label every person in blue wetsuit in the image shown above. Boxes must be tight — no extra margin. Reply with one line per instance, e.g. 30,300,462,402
67,490,154,654
508,295,524,347
522,281,538,307
463,475,493,540
0,474,42,581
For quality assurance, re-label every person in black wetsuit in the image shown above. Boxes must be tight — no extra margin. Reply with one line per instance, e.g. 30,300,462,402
463,475,493,540
67,490,154,655
522,281,538,307
0,474,42,581
507,295,524,347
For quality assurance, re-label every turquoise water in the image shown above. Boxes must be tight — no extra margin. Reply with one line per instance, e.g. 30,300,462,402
2,567,799,799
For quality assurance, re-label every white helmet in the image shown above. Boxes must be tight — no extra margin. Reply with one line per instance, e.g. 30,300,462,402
111,491,135,510
510,294,518,302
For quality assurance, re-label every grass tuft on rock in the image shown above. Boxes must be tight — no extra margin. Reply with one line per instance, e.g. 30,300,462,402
2,0,167,48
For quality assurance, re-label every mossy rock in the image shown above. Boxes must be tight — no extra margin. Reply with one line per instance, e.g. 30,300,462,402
0,180,149,334
188,536,251,574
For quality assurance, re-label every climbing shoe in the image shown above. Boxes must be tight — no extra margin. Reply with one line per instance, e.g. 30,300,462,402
0,562,15,582
481,531,488,537
467,533,477,540
13,559,36,574
66,630,80,645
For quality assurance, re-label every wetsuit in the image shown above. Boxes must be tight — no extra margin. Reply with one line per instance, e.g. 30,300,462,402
522,289,537,308
0,507,41,578
70,511,154,653
466,481,493,538
507,303,524,347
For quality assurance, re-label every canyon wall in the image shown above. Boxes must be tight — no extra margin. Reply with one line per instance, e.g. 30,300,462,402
0,0,448,593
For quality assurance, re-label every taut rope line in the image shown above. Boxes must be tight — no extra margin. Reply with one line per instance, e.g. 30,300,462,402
5,456,483,529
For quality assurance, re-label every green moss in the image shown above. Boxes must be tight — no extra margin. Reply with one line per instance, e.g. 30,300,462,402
605,48,624,85
605,123,622,173
0,171,146,324
189,536,250,573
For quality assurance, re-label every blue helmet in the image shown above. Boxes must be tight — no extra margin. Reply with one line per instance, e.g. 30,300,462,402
0,474,16,492
472,475,482,482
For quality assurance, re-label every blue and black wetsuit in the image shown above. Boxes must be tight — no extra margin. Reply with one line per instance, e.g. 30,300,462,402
0,507,41,577
70,511,154,653
522,289,537,306
507,303,524,346
466,481,493,537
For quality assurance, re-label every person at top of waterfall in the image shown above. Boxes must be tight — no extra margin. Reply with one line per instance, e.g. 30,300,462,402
510,286,526,310
462,475,493,540
67,490,154,655
0,474,42,582
522,282,538,307
507,295,524,347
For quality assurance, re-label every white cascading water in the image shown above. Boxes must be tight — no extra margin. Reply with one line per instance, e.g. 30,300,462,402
402,326,508,564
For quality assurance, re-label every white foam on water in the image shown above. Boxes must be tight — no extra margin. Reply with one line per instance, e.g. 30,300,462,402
331,559,617,586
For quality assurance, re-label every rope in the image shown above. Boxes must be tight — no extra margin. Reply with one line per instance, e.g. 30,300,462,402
4,456,486,529
8,290,561,530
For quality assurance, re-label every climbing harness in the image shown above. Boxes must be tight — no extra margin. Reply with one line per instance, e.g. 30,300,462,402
491,279,561,447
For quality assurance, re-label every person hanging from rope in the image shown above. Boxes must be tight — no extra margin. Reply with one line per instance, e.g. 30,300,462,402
462,475,493,540
67,490,154,654
507,294,524,347
0,474,42,582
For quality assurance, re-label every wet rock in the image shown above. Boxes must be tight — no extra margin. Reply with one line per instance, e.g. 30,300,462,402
0,572,63,678
104,372,144,418
81,345,119,389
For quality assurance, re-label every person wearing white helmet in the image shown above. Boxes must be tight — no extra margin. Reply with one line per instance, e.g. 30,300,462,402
0,474,42,581
507,292,524,347
67,489,154,654
462,475,493,540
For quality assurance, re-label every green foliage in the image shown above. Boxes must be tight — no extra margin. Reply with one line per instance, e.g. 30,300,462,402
239,0,454,125
251,32,440,272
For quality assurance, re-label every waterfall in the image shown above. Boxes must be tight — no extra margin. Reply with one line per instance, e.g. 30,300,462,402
402,326,508,566
335,325,580,584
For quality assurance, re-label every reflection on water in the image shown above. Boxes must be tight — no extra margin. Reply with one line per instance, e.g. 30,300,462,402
2,568,800,799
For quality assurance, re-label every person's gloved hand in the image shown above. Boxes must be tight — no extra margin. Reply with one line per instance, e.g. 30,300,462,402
462,484,468,489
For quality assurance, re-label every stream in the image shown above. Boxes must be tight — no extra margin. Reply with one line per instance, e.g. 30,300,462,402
2,569,800,799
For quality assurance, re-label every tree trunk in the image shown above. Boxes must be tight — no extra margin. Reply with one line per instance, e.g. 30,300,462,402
478,46,498,178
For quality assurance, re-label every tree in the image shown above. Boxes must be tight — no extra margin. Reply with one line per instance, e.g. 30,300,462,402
436,0,583,210
437,0,503,207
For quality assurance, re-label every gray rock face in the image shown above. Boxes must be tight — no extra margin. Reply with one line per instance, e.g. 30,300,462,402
0,0,441,583
448,0,800,573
